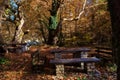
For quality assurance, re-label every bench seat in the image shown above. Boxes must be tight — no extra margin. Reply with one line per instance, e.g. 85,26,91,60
50,57,100,64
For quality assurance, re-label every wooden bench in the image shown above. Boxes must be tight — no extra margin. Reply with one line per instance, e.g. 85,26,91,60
50,57,100,64
95,46,113,60
0,43,27,53
50,48,100,76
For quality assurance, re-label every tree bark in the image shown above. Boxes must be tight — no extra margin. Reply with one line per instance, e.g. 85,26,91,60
0,6,4,44
107,0,120,79
12,18,24,43
47,29,56,45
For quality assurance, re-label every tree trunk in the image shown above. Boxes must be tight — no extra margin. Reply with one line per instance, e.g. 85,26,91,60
0,9,2,33
0,6,4,44
47,29,56,45
47,19,63,45
47,0,61,45
107,0,120,79
47,15,58,45
12,18,24,43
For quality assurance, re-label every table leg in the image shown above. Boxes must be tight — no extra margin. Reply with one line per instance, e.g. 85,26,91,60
56,64,64,76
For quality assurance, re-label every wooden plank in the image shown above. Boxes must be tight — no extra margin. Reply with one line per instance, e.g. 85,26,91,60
50,57,100,64
95,46,113,56
50,48,90,54
0,43,26,46
97,55,112,60
95,46,113,60
96,47,112,50
95,50,112,55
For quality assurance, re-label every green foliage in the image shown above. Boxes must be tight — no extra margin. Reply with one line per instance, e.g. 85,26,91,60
107,63,117,72
0,58,9,65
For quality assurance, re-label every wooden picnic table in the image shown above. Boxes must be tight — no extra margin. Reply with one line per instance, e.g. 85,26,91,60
50,47,100,76
0,43,27,53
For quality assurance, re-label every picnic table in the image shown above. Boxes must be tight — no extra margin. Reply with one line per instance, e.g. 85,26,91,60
0,43,28,53
50,47,100,76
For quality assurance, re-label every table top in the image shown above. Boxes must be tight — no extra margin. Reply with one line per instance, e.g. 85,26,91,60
50,47,91,54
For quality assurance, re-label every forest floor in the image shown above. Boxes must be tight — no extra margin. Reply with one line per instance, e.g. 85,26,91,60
0,45,117,80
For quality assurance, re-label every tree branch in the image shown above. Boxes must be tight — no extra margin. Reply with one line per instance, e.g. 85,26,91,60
76,0,87,19
63,0,87,21
18,18,24,30
63,1,107,21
